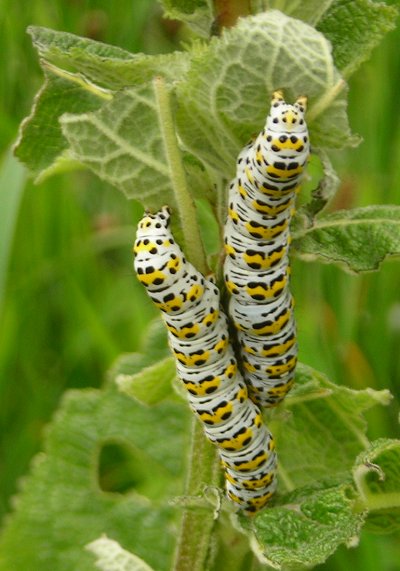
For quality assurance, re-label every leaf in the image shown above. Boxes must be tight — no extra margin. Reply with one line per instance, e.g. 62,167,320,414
116,357,177,406
15,27,190,179
108,318,177,405
235,364,392,568
273,363,392,490
246,482,366,569
318,0,398,78
18,14,356,198
158,0,214,37
195,198,221,257
0,387,190,571
353,438,400,533
293,206,400,272
262,0,335,25
108,318,170,381
59,82,175,207
176,10,356,182
27,26,190,88
86,535,155,571
296,148,341,223
14,67,108,177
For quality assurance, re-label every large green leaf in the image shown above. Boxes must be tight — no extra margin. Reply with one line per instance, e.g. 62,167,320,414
16,12,356,201
27,26,190,89
14,67,109,178
272,363,392,490
60,81,185,208
176,10,355,181
293,206,400,272
14,27,190,181
247,482,366,569
318,0,398,78
235,364,392,568
0,387,189,571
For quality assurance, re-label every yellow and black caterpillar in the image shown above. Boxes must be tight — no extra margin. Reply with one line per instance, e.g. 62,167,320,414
224,91,310,407
134,207,277,512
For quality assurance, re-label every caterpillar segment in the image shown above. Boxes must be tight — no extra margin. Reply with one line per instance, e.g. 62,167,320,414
224,91,310,407
134,207,277,512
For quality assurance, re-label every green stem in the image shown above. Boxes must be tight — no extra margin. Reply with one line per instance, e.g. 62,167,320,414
153,76,220,571
173,420,221,571
307,79,346,123
154,76,207,274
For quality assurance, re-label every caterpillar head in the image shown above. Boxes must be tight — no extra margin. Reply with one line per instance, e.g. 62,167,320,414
267,91,308,134
136,205,171,237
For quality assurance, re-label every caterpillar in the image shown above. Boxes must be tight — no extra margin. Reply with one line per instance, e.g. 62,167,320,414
133,207,277,512
224,90,310,407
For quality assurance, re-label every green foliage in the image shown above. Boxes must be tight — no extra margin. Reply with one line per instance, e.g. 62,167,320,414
0,385,190,571
250,483,365,569
111,319,177,405
158,0,213,36
4,0,400,570
86,536,156,571
294,206,400,272
236,364,394,568
318,0,398,77
273,364,392,488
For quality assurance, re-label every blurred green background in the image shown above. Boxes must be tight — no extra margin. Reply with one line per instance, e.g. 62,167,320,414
0,1,399,569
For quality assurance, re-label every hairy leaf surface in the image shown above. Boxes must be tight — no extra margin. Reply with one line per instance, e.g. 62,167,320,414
293,206,400,272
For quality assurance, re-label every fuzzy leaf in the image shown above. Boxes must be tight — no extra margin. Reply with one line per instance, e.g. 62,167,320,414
246,482,365,569
237,364,392,569
176,10,355,183
14,67,108,177
59,81,179,207
263,0,335,25
116,357,177,405
296,148,341,222
17,14,356,199
293,206,400,272
86,536,155,571
318,0,398,78
0,387,189,571
109,318,176,405
353,438,400,533
158,0,214,36
27,26,190,89
273,363,392,490
15,27,190,179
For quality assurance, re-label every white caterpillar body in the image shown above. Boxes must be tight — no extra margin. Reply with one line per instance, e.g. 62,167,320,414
224,91,310,407
134,207,277,512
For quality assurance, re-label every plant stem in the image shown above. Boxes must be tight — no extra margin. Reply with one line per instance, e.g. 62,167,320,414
173,420,221,571
153,76,207,274
307,79,346,123
153,76,220,571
